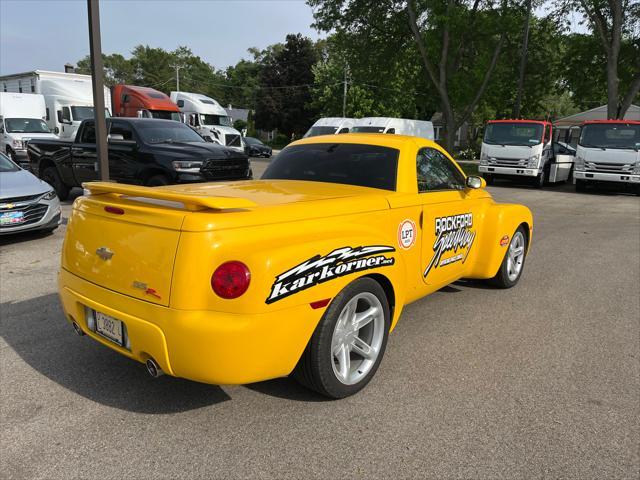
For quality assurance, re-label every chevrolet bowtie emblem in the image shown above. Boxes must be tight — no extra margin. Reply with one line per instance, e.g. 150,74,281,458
96,247,114,261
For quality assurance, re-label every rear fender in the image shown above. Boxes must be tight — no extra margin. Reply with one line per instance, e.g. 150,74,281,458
467,203,533,279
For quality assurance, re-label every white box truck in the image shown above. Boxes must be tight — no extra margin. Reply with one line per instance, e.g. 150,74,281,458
573,120,640,192
0,92,57,167
170,91,244,153
479,120,575,188
351,117,434,140
304,117,355,137
0,70,111,140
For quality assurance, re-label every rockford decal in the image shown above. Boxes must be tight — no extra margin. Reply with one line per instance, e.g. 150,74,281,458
423,213,476,278
266,245,395,304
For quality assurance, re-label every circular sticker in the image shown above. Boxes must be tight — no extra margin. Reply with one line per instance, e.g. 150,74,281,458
398,219,417,249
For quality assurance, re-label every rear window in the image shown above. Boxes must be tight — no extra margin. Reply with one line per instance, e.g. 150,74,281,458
262,143,399,191
351,126,386,133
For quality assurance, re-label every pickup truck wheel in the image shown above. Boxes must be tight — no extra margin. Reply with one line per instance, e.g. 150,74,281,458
145,174,170,187
489,226,527,288
292,278,390,399
41,167,70,201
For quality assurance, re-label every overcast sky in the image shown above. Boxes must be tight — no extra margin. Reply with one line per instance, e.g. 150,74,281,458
0,0,321,75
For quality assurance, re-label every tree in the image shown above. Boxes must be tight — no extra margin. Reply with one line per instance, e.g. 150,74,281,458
254,34,319,136
559,0,640,117
513,0,533,118
309,0,520,151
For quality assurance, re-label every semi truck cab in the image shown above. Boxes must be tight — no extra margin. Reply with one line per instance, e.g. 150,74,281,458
112,85,181,121
479,120,574,188
573,120,640,191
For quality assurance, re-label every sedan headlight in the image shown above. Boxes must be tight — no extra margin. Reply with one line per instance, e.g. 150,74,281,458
479,151,489,165
41,190,57,200
574,155,585,171
527,154,541,168
172,160,203,173
11,139,24,149
633,161,640,175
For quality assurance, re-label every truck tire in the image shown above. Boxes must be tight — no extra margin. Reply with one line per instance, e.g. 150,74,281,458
145,174,170,187
41,166,70,201
489,226,528,289
292,277,390,399
6,147,15,162
534,167,547,189
575,179,587,192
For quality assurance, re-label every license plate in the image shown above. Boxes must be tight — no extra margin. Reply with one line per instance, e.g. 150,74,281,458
0,211,25,225
95,311,124,346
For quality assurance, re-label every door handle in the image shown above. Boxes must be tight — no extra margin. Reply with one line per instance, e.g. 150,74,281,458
419,211,423,229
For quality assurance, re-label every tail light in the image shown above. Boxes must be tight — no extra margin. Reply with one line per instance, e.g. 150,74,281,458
211,261,251,299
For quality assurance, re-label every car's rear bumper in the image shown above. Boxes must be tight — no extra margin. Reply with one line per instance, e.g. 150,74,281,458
574,170,640,183
479,165,540,177
58,269,319,385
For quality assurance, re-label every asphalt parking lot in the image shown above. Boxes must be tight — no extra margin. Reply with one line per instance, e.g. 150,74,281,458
1,160,639,479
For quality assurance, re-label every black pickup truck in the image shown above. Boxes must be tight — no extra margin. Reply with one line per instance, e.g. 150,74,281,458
27,118,251,200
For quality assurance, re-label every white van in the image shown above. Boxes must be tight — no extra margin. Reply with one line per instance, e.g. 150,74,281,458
170,91,244,153
304,117,355,137
351,117,434,140
0,70,111,140
0,92,57,167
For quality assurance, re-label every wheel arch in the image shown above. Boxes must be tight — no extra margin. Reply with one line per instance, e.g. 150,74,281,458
362,273,397,330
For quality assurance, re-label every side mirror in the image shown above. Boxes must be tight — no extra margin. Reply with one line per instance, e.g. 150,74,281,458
466,176,485,189
54,127,59,135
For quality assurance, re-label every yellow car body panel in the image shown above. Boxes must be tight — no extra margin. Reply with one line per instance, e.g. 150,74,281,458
59,134,533,385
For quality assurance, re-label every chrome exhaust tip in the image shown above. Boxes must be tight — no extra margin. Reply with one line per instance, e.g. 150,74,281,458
72,321,85,336
145,358,164,378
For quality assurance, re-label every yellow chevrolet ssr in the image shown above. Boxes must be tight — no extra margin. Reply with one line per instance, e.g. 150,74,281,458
59,134,532,398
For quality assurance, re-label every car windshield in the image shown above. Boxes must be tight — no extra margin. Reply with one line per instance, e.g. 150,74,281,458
262,143,399,191
5,118,49,133
351,126,386,133
484,122,544,146
136,120,205,144
244,137,261,146
0,152,20,172
200,114,233,127
579,123,640,150
149,110,181,122
304,126,338,137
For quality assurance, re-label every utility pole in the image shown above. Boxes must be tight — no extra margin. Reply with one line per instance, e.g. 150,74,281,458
170,64,184,91
342,64,348,118
87,0,109,180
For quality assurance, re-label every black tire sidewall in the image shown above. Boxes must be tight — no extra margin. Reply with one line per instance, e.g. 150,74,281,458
42,167,69,200
309,277,390,399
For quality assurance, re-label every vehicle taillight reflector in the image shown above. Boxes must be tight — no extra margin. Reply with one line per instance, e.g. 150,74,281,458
104,206,124,215
211,261,251,299
310,298,331,309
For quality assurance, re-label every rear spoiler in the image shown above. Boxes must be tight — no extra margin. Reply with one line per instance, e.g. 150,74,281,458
82,182,257,211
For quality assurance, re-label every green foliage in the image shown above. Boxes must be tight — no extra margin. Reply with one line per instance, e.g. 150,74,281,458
233,119,247,131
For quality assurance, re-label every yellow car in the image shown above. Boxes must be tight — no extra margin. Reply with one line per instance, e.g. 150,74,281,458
59,134,533,398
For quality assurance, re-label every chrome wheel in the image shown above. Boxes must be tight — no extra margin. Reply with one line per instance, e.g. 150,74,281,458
506,231,525,281
330,292,384,385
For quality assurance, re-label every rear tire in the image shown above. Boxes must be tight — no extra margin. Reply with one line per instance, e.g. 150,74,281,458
292,277,390,399
489,226,528,289
41,166,70,201
145,174,170,187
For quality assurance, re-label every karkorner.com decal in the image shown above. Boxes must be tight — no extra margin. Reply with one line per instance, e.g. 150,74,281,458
424,213,476,278
266,246,395,304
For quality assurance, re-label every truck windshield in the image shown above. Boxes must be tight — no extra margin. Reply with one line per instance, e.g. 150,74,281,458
70,106,110,121
351,126,386,133
304,126,338,137
5,118,49,133
136,121,205,144
201,114,232,127
579,123,640,150
149,110,181,122
262,143,399,191
484,123,543,146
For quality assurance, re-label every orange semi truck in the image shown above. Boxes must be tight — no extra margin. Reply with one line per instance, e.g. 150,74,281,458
111,85,181,121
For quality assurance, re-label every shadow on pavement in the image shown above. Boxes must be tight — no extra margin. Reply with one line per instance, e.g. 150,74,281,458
0,228,57,246
244,377,332,402
0,293,231,413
